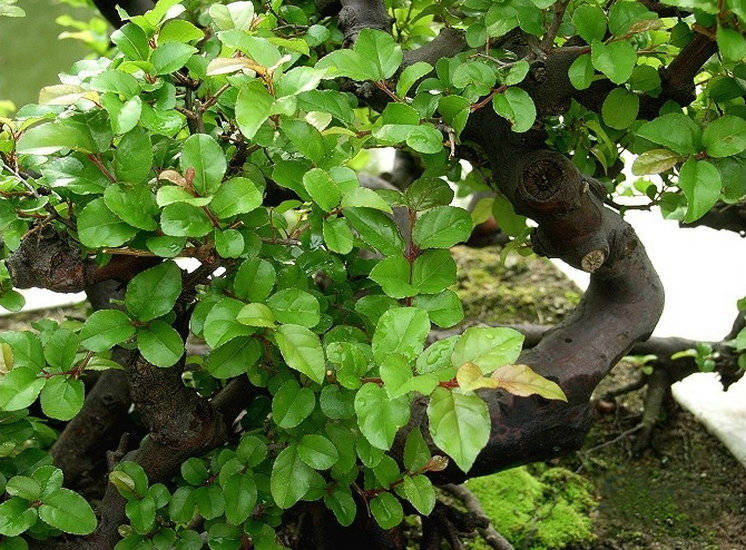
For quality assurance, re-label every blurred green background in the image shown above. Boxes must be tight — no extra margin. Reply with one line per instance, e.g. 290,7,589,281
0,0,97,106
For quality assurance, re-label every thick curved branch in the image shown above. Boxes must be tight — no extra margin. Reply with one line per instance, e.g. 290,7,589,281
6,230,157,293
680,202,746,234
395,109,665,484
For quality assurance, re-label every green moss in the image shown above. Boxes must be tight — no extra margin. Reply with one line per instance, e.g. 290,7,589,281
465,466,596,550
452,246,580,326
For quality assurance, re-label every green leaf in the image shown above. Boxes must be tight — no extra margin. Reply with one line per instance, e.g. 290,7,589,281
397,61,433,97
203,298,254,348
180,134,226,196
6,476,40,501
717,25,746,62
303,168,341,212
319,385,355,419
234,258,276,301
43,328,79,370
273,379,316,428
0,367,46,410
137,320,184,368
40,377,84,420
156,185,211,207
267,289,320,328
222,473,256,526
401,474,435,515
236,80,274,139
152,42,197,74
209,1,254,31
275,324,325,384
404,427,431,473
236,303,275,327
111,23,148,61
411,249,457,294
568,54,594,90
298,434,339,470
374,124,444,154
354,383,410,450
601,88,639,130
126,496,156,534
323,487,357,527
17,116,97,155
702,115,746,158
608,0,656,36
104,183,159,231
372,307,430,365
412,206,473,249
0,497,37,536
369,255,417,299
572,4,607,44
39,488,97,535
160,203,214,237
343,207,405,256
283,119,326,163
591,40,636,84
427,387,490,472
215,228,245,258
206,337,261,378
353,29,403,80
0,290,23,313
369,492,403,529
211,177,262,218
406,178,454,211
270,445,314,509
631,149,682,175
678,158,721,223
412,290,464,328
193,485,224,520
101,94,141,135
77,198,138,248
340,187,392,213
323,217,354,254
636,113,702,155
451,326,524,373
125,261,182,322
113,127,152,183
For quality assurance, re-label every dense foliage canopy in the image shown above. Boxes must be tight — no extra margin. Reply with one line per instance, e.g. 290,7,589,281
0,0,744,548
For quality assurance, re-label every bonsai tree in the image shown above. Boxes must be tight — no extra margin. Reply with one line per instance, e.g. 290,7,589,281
0,0,744,548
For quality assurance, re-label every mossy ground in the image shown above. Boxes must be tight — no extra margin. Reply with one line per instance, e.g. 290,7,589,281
2,245,745,549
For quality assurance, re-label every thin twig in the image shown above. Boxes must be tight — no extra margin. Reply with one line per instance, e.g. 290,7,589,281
441,484,515,550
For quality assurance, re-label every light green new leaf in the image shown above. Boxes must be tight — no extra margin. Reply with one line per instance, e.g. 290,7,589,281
490,363,567,400
451,326,524,374
275,324,325,384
